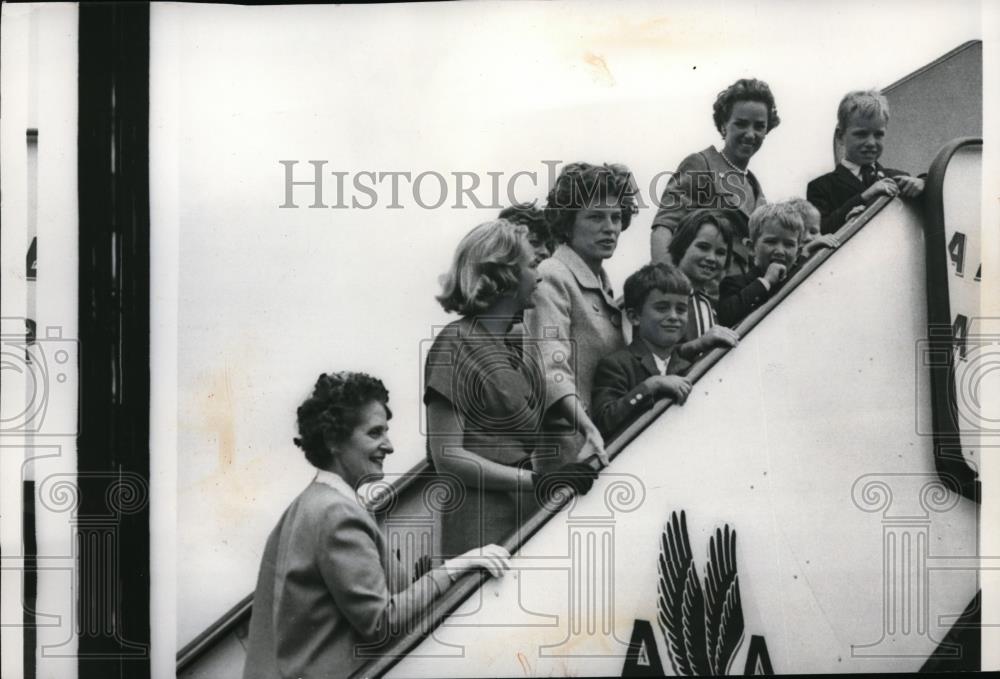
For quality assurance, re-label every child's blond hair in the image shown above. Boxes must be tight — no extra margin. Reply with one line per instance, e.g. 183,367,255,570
836,89,890,130
785,198,820,230
748,202,805,243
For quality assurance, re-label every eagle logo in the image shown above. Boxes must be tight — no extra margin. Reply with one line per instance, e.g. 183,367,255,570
657,510,745,676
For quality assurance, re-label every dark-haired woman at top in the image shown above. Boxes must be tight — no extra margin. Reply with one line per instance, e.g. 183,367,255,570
650,78,780,285
244,371,510,679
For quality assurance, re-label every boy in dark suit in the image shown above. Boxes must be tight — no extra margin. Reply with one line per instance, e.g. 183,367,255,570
807,90,924,234
591,263,693,437
718,202,835,327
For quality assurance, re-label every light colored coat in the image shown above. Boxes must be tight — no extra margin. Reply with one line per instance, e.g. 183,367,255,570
523,244,626,417
243,473,451,679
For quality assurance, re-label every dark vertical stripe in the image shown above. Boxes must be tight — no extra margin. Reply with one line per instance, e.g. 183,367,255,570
77,2,151,678
923,139,980,504
23,480,37,679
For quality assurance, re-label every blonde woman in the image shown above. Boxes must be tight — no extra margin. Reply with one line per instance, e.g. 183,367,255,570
425,219,597,558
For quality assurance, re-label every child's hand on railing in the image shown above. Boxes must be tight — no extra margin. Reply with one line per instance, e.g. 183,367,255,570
804,234,840,256
845,205,866,222
648,375,692,404
862,177,899,203
702,325,740,350
894,175,925,198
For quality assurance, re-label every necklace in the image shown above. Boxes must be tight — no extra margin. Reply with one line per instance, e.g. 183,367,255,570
719,149,748,176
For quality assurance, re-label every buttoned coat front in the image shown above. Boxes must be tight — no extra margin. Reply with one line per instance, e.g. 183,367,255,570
523,244,626,422
243,477,451,679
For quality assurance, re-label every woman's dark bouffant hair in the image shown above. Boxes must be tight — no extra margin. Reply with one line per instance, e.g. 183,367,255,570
544,162,639,244
712,78,781,134
668,208,736,271
294,371,391,470
499,201,553,252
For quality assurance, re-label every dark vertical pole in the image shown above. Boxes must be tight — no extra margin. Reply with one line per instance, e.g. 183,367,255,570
77,3,151,678
23,480,37,679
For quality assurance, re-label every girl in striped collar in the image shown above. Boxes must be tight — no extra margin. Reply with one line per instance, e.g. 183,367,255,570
667,209,741,359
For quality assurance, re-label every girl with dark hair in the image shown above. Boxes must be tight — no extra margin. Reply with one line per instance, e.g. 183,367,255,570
651,78,780,284
244,371,510,679
667,209,741,356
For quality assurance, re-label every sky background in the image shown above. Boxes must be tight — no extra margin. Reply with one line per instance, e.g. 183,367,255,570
152,0,986,644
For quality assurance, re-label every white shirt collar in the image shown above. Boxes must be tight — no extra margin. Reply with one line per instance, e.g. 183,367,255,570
840,158,864,180
651,352,670,376
315,469,359,501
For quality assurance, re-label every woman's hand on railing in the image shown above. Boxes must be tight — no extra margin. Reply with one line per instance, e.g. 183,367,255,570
443,544,512,581
531,462,600,503
578,424,608,467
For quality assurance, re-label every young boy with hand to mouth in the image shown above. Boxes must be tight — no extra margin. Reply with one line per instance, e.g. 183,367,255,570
717,202,834,327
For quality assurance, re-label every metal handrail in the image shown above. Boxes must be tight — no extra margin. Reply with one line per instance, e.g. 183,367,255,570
180,195,897,676
350,193,896,678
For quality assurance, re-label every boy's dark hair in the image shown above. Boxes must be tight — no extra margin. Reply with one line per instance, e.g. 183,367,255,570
623,262,692,313
713,78,781,134
499,201,553,252
544,162,638,244
668,208,735,270
294,371,392,469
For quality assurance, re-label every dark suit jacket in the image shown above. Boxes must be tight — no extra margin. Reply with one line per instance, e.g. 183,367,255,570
806,162,908,235
591,339,691,437
717,263,798,328
244,476,451,679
